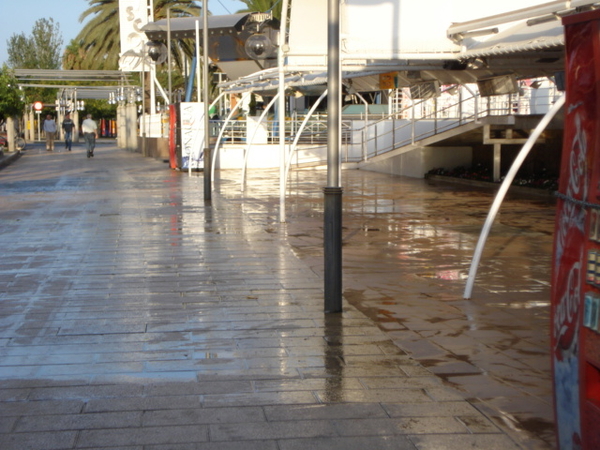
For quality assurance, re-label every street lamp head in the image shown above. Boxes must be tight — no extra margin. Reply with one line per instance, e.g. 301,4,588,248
147,41,161,62
245,34,274,59
146,41,167,63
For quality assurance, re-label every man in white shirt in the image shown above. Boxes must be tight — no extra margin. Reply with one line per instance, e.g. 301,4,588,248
81,114,98,158
43,114,57,151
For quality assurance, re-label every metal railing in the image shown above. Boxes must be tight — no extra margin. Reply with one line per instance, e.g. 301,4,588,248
356,83,561,161
211,115,351,145
359,87,483,161
211,81,560,166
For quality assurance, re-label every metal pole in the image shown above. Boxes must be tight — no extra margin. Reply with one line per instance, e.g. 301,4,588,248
278,0,290,223
142,43,147,156
324,0,343,313
150,65,157,115
167,8,172,104
192,19,200,178
459,86,463,123
411,98,415,144
148,0,156,116
185,57,196,102
36,111,41,141
202,1,211,201
353,91,369,161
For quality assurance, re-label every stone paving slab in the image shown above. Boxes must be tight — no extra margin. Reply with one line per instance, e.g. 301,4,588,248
0,143,551,449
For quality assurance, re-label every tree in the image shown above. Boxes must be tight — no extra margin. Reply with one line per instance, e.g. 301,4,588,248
7,18,63,69
6,18,64,109
67,0,202,71
0,66,25,120
0,66,26,152
82,99,118,125
62,39,86,70
236,0,282,19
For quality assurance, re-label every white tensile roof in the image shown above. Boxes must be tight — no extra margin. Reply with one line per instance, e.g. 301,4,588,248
137,1,596,93
461,19,564,58
219,0,582,93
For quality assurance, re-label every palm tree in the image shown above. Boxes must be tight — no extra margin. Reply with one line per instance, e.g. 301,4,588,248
66,0,202,70
236,0,282,19
62,39,86,70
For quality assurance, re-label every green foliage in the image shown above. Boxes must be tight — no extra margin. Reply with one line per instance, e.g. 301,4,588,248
7,18,63,69
69,0,201,71
25,87,60,115
7,35,33,68
82,99,118,121
62,40,86,70
236,0,282,19
0,66,26,121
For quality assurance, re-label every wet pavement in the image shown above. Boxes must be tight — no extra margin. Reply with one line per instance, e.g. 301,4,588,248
0,142,555,449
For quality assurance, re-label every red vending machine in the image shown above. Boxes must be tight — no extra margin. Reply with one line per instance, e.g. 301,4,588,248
168,104,178,169
551,10,600,450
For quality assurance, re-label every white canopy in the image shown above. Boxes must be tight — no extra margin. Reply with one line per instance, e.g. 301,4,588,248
219,0,579,93
462,19,564,57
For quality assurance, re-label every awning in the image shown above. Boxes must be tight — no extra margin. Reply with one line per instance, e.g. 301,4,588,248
142,14,250,40
218,67,395,94
462,19,564,58
141,13,280,81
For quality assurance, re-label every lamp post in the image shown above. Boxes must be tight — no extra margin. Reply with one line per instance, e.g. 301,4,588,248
141,43,147,156
72,90,79,143
203,0,211,201
278,0,290,223
167,7,172,104
324,0,343,313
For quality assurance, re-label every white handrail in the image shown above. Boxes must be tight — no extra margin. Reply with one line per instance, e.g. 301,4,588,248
358,82,557,160
365,87,482,157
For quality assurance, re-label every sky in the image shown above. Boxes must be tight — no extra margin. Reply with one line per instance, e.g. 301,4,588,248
0,0,246,66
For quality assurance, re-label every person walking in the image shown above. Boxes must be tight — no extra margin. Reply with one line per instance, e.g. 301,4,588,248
43,114,57,151
62,113,76,151
81,114,98,158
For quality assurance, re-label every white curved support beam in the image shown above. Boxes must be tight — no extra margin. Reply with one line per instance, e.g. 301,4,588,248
463,93,565,299
211,91,251,186
208,91,226,118
284,89,328,184
241,94,280,190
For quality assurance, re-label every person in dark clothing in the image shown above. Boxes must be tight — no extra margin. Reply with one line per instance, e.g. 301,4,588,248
62,113,76,151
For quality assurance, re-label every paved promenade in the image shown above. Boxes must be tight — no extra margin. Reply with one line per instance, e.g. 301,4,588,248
0,142,556,449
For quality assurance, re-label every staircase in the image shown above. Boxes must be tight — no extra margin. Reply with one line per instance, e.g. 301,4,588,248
352,85,561,170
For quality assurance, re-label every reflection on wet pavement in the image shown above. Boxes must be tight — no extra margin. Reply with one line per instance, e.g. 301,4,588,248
0,145,555,449
222,168,556,449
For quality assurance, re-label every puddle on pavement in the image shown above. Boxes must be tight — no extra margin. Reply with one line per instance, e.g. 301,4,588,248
215,168,556,446
488,301,551,309
417,270,468,280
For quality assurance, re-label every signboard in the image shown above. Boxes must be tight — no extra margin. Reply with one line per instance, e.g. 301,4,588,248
180,102,205,170
118,0,150,72
379,72,398,90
